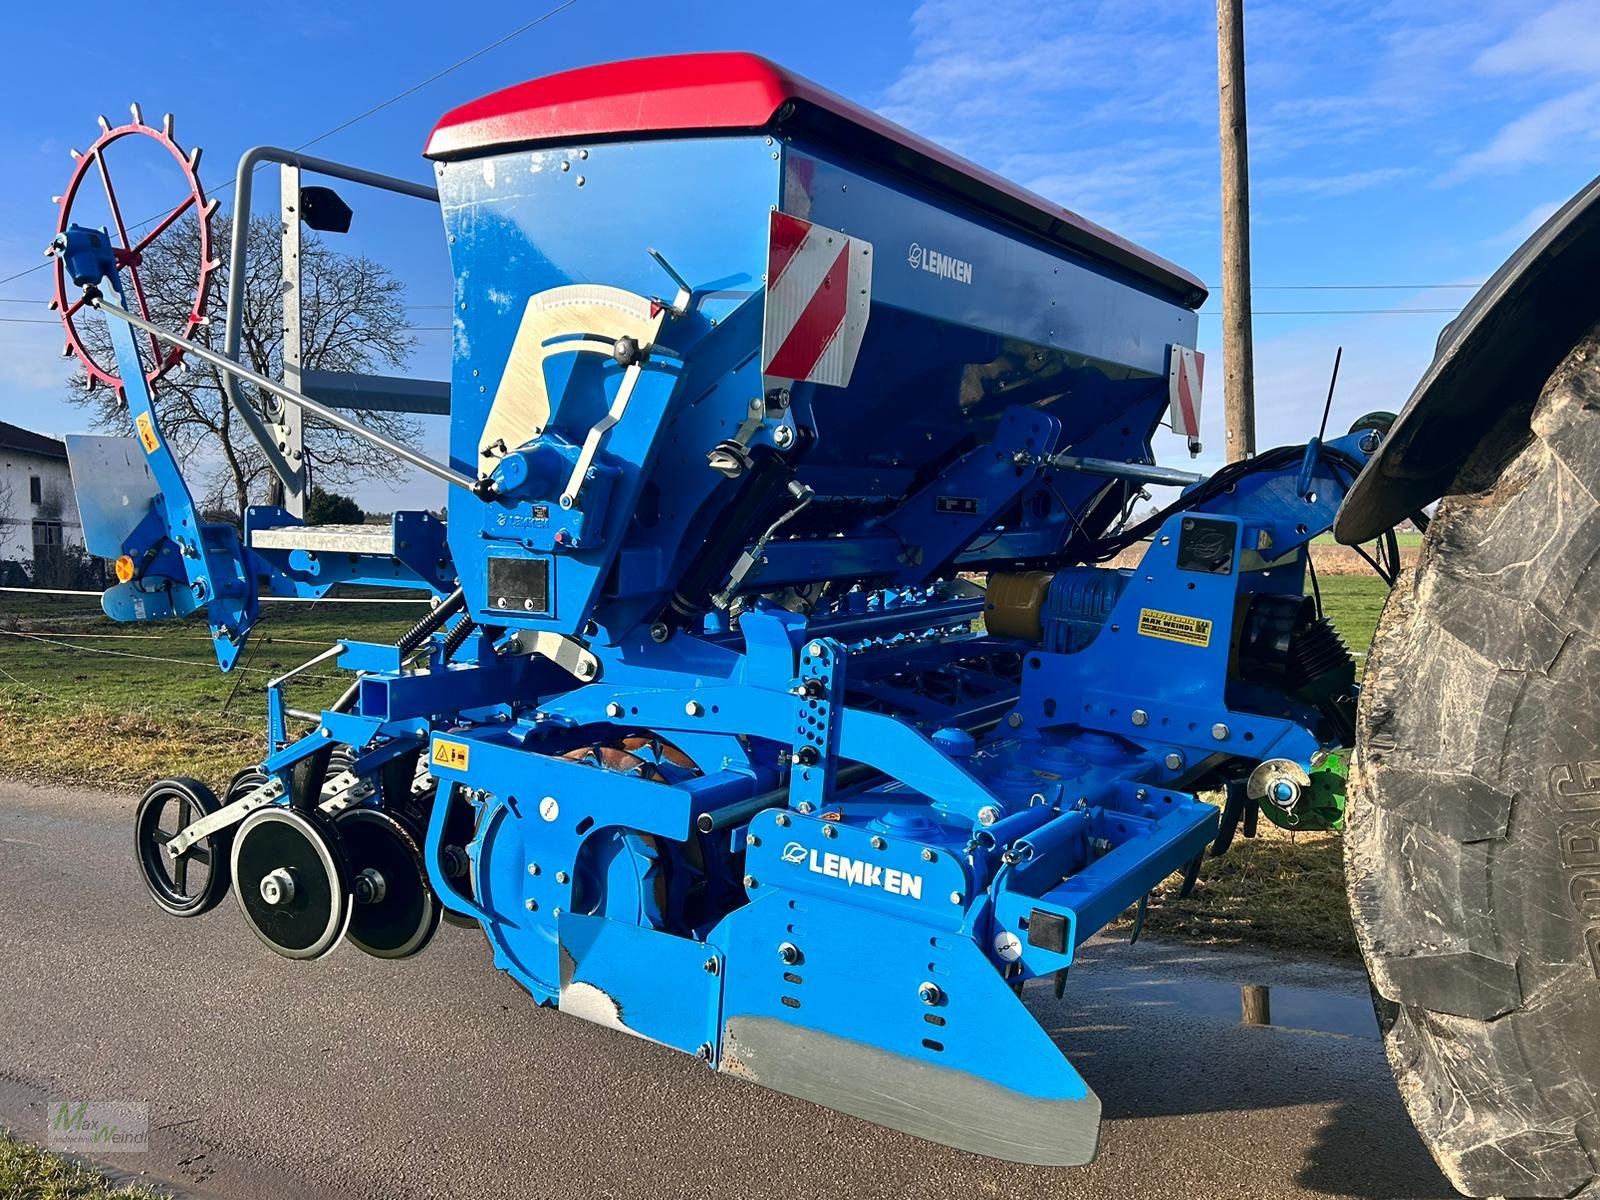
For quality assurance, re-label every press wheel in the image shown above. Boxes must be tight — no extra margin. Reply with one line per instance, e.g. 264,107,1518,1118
232,807,351,960
335,808,440,959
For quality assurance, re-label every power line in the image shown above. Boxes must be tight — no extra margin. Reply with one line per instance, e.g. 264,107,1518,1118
0,260,52,291
292,0,576,153
0,586,428,605
1248,283,1482,290
0,296,454,311
0,287,1495,308
1197,307,1464,316
0,0,579,293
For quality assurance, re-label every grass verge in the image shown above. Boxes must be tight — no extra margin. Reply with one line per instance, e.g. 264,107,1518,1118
0,1132,164,1200
0,695,257,794
1118,820,1354,957
0,598,415,791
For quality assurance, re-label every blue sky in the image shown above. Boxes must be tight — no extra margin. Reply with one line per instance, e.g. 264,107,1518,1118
1,0,1596,511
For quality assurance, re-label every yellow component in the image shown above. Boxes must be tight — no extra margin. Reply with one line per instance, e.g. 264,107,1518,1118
431,738,470,771
478,284,666,476
1137,607,1213,648
134,411,160,454
983,571,1054,643
114,555,136,583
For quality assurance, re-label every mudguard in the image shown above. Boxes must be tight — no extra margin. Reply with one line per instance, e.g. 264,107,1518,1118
1335,171,1600,544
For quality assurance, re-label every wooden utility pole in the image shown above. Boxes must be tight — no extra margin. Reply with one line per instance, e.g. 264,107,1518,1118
1217,0,1256,463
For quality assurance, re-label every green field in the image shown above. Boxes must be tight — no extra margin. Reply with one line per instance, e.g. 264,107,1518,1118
0,595,418,789
1317,574,1389,660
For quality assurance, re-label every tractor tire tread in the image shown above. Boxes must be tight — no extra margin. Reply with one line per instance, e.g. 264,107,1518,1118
1349,324,1600,1198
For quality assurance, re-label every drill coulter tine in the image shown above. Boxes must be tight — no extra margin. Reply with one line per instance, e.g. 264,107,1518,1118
1129,893,1149,944
1177,849,1204,900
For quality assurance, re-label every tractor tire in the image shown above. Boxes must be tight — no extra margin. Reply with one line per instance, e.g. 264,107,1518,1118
1348,322,1600,1197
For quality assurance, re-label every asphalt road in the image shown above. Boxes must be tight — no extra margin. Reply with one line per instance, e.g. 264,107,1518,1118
0,781,1453,1200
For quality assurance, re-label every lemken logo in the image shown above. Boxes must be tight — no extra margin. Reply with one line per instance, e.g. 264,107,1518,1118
780,840,925,899
907,241,973,286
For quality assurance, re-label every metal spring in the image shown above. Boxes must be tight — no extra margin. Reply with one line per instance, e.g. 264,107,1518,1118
439,614,478,661
397,587,465,654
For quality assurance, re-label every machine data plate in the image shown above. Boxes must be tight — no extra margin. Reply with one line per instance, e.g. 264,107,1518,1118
487,555,551,615
1176,516,1236,574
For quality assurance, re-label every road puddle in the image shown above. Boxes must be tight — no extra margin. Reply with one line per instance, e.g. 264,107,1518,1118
1124,978,1380,1039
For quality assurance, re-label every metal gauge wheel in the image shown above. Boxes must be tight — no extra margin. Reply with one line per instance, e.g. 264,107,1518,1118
334,808,441,959
232,807,351,959
134,777,231,917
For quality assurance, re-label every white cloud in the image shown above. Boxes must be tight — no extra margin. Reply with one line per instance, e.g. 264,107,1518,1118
1474,0,1600,76
0,320,73,395
875,1,1216,251
1452,81,1600,178
1482,197,1563,247
1254,166,1419,199
874,0,1571,251
1448,2,1600,180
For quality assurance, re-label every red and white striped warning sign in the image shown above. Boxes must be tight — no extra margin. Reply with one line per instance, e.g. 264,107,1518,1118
762,212,873,388
1167,345,1205,446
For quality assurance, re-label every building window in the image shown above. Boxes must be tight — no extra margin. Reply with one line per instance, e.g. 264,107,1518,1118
32,519,63,552
28,475,41,505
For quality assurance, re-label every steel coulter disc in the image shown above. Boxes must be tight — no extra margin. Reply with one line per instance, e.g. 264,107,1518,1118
232,808,350,960
334,808,440,959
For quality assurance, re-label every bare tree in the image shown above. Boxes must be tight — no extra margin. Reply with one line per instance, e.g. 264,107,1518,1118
64,214,422,519
0,473,15,562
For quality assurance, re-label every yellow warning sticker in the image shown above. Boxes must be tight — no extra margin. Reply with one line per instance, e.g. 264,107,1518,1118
1137,607,1213,648
431,738,470,771
134,411,160,454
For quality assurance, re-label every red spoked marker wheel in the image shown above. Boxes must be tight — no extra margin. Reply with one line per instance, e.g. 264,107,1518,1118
51,103,218,396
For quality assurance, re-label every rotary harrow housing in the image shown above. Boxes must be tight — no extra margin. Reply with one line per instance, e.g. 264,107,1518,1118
52,51,1600,1189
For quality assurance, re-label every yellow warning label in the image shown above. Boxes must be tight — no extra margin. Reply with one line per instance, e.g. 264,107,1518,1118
134,411,160,454
1137,607,1213,648
431,738,470,771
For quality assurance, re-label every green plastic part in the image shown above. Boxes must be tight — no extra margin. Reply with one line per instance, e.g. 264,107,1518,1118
1259,748,1348,832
